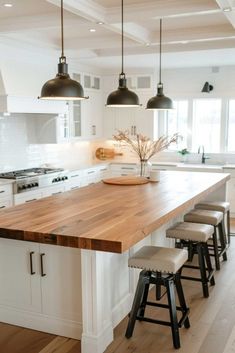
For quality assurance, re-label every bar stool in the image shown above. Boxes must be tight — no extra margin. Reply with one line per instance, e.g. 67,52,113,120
184,209,227,270
126,246,190,349
166,222,215,298
195,201,230,245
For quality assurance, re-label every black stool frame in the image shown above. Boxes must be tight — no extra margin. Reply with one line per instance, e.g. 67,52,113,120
126,270,190,349
176,240,215,298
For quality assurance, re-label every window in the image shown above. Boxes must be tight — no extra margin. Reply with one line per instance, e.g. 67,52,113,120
192,99,221,153
227,100,235,152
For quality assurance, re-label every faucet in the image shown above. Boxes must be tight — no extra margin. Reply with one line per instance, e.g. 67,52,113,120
198,145,209,164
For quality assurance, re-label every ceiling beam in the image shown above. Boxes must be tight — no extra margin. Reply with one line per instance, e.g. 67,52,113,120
46,0,151,45
106,0,220,22
215,0,235,28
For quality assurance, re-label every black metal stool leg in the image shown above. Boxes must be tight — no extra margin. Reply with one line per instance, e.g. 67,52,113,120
212,226,220,270
155,272,162,300
219,222,227,261
138,280,150,318
227,210,231,245
204,243,215,286
126,271,149,339
174,273,190,329
166,278,181,349
197,243,209,298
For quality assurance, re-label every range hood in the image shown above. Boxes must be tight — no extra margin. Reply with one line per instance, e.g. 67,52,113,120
0,95,68,115
0,72,68,115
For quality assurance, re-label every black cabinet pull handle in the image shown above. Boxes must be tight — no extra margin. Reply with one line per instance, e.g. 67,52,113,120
40,253,46,277
30,251,35,275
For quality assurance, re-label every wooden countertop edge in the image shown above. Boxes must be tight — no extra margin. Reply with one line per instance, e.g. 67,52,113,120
0,173,230,254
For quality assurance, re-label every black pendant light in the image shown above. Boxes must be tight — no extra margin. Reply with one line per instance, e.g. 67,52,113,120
146,19,173,110
39,0,88,101
106,0,141,107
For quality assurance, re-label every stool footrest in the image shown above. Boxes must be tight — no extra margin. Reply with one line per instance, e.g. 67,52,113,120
136,316,172,327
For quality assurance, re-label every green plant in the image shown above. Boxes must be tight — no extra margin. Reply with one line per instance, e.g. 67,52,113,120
178,148,190,156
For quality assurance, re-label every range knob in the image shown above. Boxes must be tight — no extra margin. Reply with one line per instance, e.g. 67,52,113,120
35,182,39,187
27,184,31,189
22,185,27,190
64,176,68,180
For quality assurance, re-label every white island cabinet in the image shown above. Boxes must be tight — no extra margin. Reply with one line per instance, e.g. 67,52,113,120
0,238,82,339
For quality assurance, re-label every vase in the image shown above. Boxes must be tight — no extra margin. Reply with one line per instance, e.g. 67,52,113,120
139,160,151,178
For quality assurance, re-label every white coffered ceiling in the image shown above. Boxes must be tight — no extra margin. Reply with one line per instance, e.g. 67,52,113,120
0,0,235,70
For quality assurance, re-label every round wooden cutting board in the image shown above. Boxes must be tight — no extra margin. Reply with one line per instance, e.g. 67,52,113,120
102,176,149,185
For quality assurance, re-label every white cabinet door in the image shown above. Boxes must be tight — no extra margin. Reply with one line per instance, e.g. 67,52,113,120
0,239,41,312
82,90,103,139
40,244,82,322
104,97,155,139
134,92,155,139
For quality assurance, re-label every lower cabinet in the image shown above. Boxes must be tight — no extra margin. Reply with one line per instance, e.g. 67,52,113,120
0,238,82,339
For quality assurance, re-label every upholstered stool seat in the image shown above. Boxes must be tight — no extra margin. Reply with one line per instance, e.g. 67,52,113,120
166,222,215,298
126,246,190,349
184,209,227,270
195,201,229,213
195,201,231,245
184,209,223,226
166,222,214,242
129,246,188,274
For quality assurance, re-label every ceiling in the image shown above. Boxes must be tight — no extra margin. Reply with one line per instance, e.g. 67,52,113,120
0,0,235,71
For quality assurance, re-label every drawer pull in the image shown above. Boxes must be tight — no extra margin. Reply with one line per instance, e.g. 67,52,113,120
40,253,46,277
88,171,95,174
30,251,35,275
71,186,79,190
121,167,135,170
26,198,37,203
52,191,62,195
71,174,80,178
0,190,5,194
0,206,6,209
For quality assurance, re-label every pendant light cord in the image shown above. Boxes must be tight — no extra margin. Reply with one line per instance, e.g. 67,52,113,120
61,0,65,59
121,0,124,75
159,18,162,84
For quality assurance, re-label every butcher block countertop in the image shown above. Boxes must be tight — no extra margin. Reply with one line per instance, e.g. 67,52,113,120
0,171,230,253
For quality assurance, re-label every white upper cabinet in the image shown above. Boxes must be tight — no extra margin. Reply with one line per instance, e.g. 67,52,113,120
104,91,156,140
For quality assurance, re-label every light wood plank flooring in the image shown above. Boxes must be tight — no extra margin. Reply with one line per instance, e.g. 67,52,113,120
1,228,235,353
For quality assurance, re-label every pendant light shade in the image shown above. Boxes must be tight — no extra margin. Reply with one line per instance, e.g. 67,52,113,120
106,0,141,107
106,73,140,107
39,0,88,101
146,19,173,110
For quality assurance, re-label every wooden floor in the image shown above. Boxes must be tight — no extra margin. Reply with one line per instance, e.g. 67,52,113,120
1,224,235,353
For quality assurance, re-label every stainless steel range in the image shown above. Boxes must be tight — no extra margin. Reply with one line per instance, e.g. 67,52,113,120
0,168,69,194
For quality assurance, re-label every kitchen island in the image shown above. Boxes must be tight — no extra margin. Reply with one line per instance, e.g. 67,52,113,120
0,171,230,353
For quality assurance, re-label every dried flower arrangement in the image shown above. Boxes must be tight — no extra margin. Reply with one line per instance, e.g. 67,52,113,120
113,130,179,176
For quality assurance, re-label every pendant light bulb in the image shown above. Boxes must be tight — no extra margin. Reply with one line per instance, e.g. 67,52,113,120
146,19,173,110
39,0,88,101
106,0,141,107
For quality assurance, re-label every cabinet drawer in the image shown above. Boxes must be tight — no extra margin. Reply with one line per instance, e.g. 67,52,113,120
0,183,13,196
14,192,43,205
42,185,65,198
0,197,13,209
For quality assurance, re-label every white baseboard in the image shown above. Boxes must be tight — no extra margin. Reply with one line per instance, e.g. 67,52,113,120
81,323,113,353
0,305,82,339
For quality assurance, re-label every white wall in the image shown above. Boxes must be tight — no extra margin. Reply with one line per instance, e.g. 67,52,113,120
1,57,235,171
162,66,235,98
